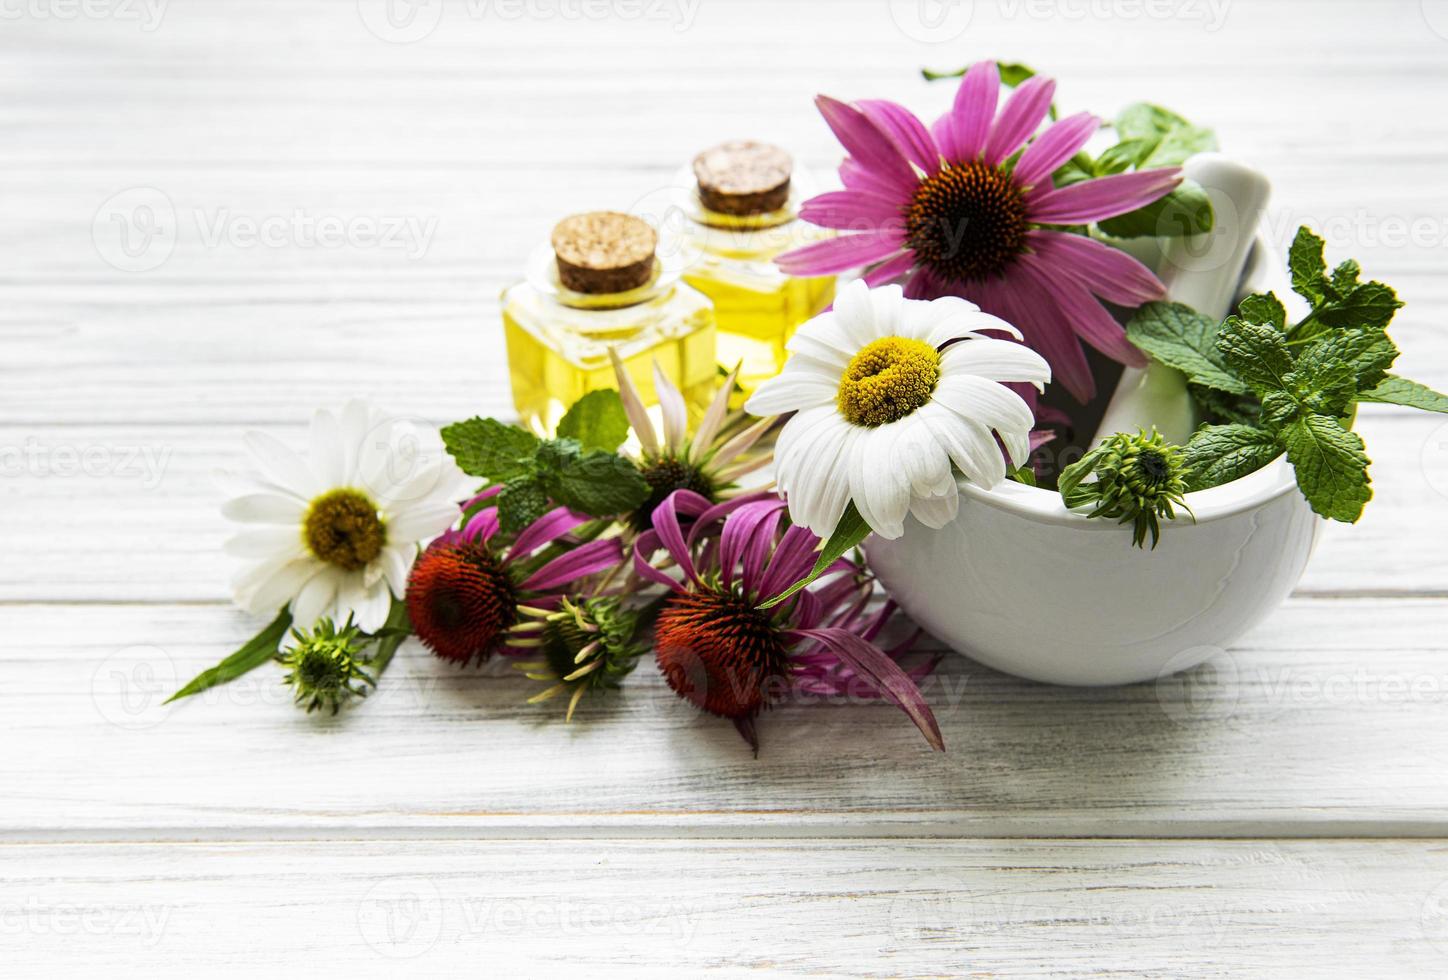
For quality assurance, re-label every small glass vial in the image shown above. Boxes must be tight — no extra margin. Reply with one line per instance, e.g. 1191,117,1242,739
502,211,717,436
677,141,836,391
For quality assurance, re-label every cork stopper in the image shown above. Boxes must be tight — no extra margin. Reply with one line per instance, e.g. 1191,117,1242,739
550,211,658,294
692,141,793,216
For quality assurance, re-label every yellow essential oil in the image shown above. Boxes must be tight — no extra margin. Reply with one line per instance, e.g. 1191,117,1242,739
680,141,837,391
502,211,718,436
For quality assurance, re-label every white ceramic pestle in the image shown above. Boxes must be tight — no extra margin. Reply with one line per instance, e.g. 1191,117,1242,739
1090,154,1273,446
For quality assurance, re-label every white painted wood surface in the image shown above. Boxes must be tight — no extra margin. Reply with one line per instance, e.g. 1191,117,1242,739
4,0,1448,974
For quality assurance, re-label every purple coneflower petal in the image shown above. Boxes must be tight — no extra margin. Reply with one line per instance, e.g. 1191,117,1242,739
462,506,500,545
971,274,1096,403
798,190,907,230
815,96,918,193
788,627,944,751
631,530,683,591
862,251,919,287
650,490,710,586
983,75,1057,166
776,230,906,277
510,506,590,558
936,60,999,162
839,157,910,200
718,498,786,591
858,98,941,174
520,538,622,592
757,523,823,602
1025,230,1166,306
1028,167,1182,224
1016,253,1148,368
1012,111,1099,190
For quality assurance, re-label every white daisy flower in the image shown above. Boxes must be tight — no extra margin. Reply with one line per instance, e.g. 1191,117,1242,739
744,280,1050,540
220,400,469,632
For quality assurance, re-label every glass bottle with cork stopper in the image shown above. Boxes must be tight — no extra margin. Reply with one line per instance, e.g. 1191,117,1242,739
501,211,717,436
675,141,836,392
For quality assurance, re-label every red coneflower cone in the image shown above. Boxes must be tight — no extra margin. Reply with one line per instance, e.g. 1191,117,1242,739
634,490,944,754
405,494,623,666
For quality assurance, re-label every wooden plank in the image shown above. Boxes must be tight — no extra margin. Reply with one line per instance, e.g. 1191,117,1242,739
3,838,1447,976
5,596,1445,838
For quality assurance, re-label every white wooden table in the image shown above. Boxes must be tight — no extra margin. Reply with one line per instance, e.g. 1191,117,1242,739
5,1,1448,974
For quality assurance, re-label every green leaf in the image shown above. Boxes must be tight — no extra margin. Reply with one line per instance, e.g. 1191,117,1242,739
167,606,292,703
1099,181,1213,239
497,475,551,534
1094,139,1152,175
1317,280,1402,332
759,502,871,610
1216,319,1295,396
1296,328,1398,404
1183,424,1283,491
441,417,539,481
1237,292,1287,332
1114,102,1193,142
1190,383,1260,427
556,389,631,453
1288,226,1328,306
367,597,411,677
544,451,649,518
1259,390,1302,431
1125,301,1249,395
1282,414,1372,523
1141,124,1217,168
1359,375,1448,414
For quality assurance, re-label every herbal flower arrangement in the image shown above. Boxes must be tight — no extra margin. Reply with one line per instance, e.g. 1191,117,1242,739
178,59,1448,745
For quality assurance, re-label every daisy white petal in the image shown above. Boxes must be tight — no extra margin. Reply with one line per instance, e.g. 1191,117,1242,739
243,430,319,499
941,337,1051,390
933,374,1035,465
909,490,960,529
222,492,305,524
292,570,339,629
309,408,347,489
744,373,837,417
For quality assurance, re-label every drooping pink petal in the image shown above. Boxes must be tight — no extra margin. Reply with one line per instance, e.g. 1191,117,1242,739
631,530,685,592
857,98,941,174
650,489,711,586
862,250,919,287
789,627,945,752
798,190,907,231
936,60,999,162
461,506,499,545
971,273,1095,403
520,538,622,592
717,497,786,591
983,75,1057,166
509,507,590,558
1028,167,1182,224
775,231,906,277
1016,253,1148,368
756,523,823,602
815,95,919,194
1025,230,1166,306
1012,111,1099,190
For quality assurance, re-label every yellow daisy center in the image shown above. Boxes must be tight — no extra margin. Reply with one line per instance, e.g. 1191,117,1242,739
302,488,385,570
836,336,941,427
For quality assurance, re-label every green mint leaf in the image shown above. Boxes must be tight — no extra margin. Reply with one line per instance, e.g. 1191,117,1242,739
1359,375,1448,414
1099,181,1212,239
556,389,631,453
544,451,648,518
534,437,583,474
1259,390,1302,431
497,475,551,534
1094,139,1153,175
1190,383,1261,427
442,417,539,481
1282,414,1372,523
1115,102,1192,142
1183,424,1283,491
1140,123,1217,168
1330,259,1362,295
1288,226,1328,306
1237,292,1287,332
1317,280,1403,332
1125,301,1250,395
1297,327,1399,402
759,501,871,610
167,606,293,703
1216,318,1295,396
